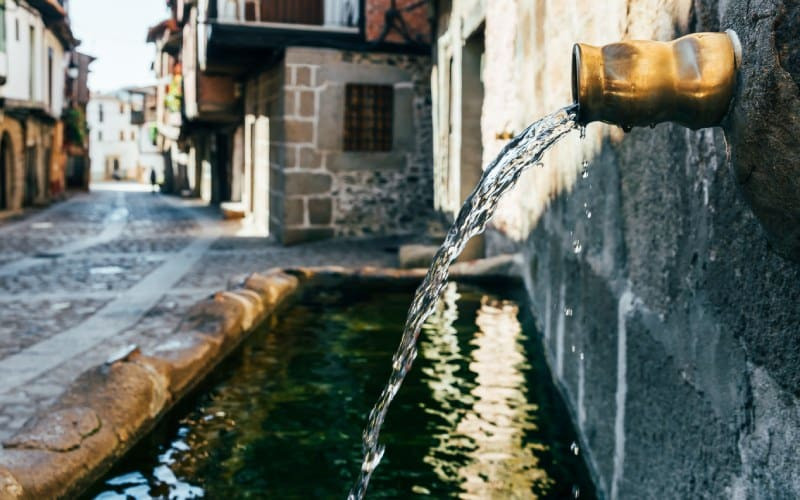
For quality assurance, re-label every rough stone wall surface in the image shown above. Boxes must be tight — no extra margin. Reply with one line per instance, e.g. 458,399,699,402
438,0,800,498
269,47,433,244
243,64,284,236
0,118,26,211
365,0,432,44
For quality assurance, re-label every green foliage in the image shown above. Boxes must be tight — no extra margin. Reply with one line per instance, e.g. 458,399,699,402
165,74,183,113
149,124,158,145
63,107,87,146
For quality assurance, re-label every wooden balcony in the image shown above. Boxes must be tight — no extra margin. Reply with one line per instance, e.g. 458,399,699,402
250,0,322,24
214,0,359,29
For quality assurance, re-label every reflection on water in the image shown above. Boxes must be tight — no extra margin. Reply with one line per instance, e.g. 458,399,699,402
87,283,594,499
421,284,558,498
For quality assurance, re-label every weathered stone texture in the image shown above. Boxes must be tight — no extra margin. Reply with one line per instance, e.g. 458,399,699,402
365,0,431,45
724,0,800,260
0,119,25,211
437,0,800,497
263,47,434,243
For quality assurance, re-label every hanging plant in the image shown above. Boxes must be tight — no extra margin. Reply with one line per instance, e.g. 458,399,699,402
165,74,183,113
63,107,87,146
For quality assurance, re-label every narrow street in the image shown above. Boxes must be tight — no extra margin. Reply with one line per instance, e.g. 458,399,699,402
0,184,396,443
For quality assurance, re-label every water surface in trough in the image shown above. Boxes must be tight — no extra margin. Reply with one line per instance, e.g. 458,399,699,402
350,105,578,498
87,282,594,499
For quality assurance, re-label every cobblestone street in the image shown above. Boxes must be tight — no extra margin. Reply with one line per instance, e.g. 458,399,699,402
0,183,398,443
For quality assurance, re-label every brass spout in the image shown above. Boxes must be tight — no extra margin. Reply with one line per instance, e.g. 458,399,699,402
572,31,741,130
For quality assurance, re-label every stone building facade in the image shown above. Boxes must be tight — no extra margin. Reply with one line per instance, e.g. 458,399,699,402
151,0,435,243
243,47,433,243
0,118,27,211
0,0,77,210
434,0,800,498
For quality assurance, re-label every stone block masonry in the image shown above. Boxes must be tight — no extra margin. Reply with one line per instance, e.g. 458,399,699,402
434,0,800,498
245,47,434,244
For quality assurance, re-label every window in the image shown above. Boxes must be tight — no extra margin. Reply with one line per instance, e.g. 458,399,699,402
130,130,135,141
28,26,34,99
47,47,53,108
119,130,124,141
119,103,125,114
98,130,103,141
98,104,104,123
343,84,393,152
0,0,6,53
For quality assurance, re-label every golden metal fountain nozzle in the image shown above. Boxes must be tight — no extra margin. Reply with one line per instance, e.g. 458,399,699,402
572,31,741,130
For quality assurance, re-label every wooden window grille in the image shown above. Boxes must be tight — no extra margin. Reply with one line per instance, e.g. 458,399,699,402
344,84,393,152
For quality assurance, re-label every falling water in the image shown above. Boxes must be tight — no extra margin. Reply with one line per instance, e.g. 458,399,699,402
348,105,578,499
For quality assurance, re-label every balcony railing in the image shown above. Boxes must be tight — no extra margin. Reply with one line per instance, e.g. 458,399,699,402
214,0,359,29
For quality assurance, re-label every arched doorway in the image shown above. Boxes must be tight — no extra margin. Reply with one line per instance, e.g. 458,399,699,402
24,146,38,207
0,132,12,210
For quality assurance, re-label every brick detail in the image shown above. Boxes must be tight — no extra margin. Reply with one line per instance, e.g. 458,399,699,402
284,197,305,226
285,173,331,196
284,119,314,144
308,198,332,225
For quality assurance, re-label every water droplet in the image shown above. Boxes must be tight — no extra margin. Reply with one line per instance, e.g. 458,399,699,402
572,485,581,498
580,352,585,360
349,106,579,499
571,344,576,353
564,307,573,317
586,211,592,219
570,441,580,455
572,239,582,254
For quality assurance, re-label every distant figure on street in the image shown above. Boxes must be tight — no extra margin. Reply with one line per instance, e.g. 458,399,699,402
150,169,158,194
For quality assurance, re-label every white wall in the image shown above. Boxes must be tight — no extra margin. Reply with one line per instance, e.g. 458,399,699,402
137,120,164,181
1,1,66,118
87,95,141,181
42,29,65,117
2,1,43,102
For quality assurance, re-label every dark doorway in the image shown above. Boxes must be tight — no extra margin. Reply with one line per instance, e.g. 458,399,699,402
24,146,37,207
459,27,486,260
213,132,231,204
0,132,11,210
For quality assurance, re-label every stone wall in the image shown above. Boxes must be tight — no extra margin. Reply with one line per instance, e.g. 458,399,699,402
262,47,433,244
0,115,55,210
365,0,432,44
0,117,26,211
243,63,284,235
435,0,800,498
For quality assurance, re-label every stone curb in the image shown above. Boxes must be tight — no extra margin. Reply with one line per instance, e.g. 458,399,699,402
0,260,521,499
0,269,299,500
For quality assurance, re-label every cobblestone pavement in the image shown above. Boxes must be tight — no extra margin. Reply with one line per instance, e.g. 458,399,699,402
0,182,399,442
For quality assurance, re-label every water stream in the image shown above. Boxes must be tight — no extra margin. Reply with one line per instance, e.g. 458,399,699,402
349,105,579,499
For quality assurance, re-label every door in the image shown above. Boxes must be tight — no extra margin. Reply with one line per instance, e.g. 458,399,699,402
24,147,37,206
458,28,486,260
0,133,10,209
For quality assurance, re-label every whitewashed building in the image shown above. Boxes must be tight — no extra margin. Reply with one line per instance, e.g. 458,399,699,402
87,89,163,182
0,0,77,209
